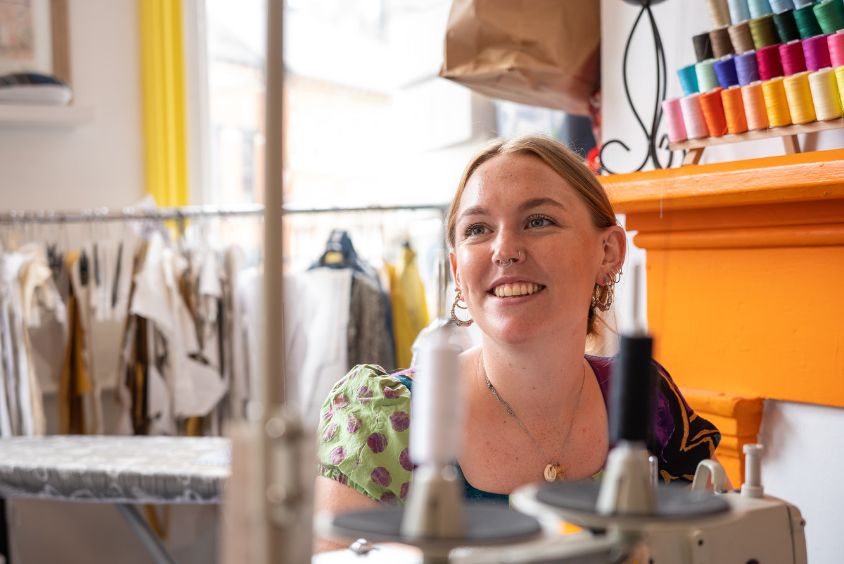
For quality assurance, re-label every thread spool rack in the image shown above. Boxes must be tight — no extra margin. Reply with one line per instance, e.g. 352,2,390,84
669,116,844,164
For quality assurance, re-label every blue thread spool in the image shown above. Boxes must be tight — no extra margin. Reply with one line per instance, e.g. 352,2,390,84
770,0,795,13
678,63,700,95
730,0,752,22
715,56,740,87
749,0,774,18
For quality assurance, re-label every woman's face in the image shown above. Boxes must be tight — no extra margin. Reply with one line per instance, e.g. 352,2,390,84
450,152,624,345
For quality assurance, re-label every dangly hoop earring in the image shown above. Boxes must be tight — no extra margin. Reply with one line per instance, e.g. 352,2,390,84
450,288,473,327
591,269,622,312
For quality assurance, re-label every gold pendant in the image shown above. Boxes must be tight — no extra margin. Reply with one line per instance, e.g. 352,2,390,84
544,463,564,482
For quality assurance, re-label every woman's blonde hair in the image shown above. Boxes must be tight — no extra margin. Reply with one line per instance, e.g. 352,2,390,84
446,134,618,335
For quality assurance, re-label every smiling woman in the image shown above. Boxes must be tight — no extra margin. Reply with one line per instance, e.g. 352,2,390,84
312,134,721,551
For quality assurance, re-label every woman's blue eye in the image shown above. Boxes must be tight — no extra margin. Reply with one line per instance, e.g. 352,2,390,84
527,215,553,228
465,224,487,237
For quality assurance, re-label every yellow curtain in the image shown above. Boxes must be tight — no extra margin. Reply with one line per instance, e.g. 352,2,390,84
139,0,189,207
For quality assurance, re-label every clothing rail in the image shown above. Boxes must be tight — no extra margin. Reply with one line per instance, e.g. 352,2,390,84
0,203,448,224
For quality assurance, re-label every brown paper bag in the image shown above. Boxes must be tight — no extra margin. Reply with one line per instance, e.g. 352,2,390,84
439,0,600,116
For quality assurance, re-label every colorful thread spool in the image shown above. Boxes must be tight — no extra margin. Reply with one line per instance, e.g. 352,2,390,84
828,31,844,66
700,87,729,136
696,59,721,91
711,26,736,57
729,21,757,52
833,65,844,111
694,32,715,62
729,0,752,22
793,0,815,6
680,94,710,139
749,0,774,18
662,98,688,142
809,67,844,118
722,85,750,132
742,81,771,128
750,14,780,47
780,40,808,74
795,5,823,38
757,44,785,78
762,76,794,125
804,34,833,70
814,0,844,34
783,71,817,122
773,9,801,41
678,64,701,95
708,0,733,27
736,50,761,83
715,56,741,87
770,0,796,12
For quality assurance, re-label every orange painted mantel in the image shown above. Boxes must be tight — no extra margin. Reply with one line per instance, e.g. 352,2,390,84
601,149,844,484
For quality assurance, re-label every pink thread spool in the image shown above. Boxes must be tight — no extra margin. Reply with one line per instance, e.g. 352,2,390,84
757,44,784,79
780,40,807,75
680,94,709,139
828,32,844,67
662,98,688,143
803,34,832,71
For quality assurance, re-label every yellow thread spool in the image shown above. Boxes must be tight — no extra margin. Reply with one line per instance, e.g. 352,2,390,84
761,77,792,126
742,81,770,130
783,72,816,124
809,68,843,120
833,66,844,115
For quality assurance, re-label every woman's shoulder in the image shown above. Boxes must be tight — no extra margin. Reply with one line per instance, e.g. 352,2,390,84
316,364,415,504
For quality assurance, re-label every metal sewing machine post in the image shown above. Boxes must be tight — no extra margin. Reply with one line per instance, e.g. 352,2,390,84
599,0,677,174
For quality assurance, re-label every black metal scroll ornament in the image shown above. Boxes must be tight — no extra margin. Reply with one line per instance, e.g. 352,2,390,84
599,0,676,174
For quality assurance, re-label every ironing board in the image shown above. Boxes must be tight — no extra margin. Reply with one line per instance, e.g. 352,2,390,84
0,436,230,564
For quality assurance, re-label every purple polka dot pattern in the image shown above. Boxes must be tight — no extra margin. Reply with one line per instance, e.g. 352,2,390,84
390,411,410,432
336,473,348,485
333,393,349,408
322,423,339,442
399,448,413,471
346,415,361,434
322,407,334,422
400,482,410,501
367,432,387,453
380,491,397,504
329,446,345,465
371,467,391,487
383,385,402,399
357,386,373,403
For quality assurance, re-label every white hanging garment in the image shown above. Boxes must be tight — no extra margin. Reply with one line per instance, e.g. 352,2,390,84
130,233,227,424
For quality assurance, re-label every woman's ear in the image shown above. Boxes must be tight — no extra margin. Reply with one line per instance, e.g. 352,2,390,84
449,251,461,290
599,225,627,282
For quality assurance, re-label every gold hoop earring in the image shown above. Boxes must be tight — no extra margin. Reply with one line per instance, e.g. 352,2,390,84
590,271,619,312
450,288,473,327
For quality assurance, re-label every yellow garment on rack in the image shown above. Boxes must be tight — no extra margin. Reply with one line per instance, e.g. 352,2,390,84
388,247,430,368
59,255,93,435
139,0,189,207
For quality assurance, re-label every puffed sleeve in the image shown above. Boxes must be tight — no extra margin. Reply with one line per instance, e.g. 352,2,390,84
316,364,414,504
651,360,721,483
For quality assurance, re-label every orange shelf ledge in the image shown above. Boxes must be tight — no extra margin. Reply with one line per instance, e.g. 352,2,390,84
600,150,844,485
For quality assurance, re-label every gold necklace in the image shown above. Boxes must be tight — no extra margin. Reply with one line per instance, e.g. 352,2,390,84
482,357,586,482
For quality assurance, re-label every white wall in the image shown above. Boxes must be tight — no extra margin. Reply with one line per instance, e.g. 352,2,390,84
602,3,844,562
0,0,144,211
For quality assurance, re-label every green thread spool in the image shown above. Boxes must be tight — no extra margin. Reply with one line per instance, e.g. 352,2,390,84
814,0,844,35
794,5,823,38
774,10,801,42
750,14,779,48
696,59,721,91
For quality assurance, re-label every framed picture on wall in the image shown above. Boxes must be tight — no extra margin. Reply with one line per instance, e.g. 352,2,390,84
0,0,70,83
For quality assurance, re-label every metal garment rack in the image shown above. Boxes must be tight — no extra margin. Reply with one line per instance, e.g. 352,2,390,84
0,203,448,224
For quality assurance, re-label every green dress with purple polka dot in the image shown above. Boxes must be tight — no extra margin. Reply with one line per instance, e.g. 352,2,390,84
317,359,720,505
